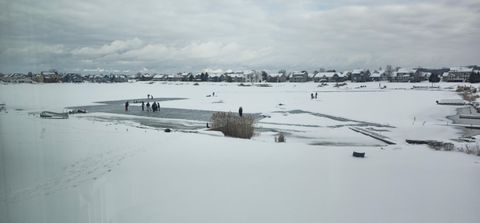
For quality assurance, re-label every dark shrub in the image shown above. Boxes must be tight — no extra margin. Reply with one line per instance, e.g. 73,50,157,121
276,132,286,142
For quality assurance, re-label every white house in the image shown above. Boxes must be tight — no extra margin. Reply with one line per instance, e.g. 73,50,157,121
314,72,336,82
350,69,370,82
267,73,287,82
290,71,308,82
443,67,473,82
369,70,387,81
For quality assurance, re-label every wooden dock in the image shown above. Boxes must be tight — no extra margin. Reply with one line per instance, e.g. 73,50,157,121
349,127,396,145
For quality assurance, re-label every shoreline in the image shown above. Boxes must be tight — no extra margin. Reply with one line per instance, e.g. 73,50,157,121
447,106,480,137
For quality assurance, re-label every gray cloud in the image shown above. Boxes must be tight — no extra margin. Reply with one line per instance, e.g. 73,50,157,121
0,0,479,73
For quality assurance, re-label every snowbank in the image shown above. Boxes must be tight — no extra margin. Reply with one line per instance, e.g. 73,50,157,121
1,82,479,223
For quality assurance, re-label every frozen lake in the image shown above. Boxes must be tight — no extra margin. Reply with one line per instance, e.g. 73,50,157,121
1,81,479,223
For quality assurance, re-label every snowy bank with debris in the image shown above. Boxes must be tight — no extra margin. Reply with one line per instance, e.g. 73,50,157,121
1,82,479,223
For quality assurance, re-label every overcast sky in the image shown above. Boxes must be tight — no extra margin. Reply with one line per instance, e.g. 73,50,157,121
0,0,479,73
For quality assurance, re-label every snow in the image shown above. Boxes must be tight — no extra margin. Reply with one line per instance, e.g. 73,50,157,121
316,72,336,78
1,81,480,223
260,113,352,127
450,67,473,72
397,68,416,74
268,73,284,77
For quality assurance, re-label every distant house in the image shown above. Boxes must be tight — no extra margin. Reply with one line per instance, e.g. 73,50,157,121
441,72,449,80
207,73,225,82
152,74,166,81
391,69,412,82
245,70,262,83
166,73,183,81
307,72,316,82
420,72,432,81
391,68,423,82
88,74,109,83
267,73,287,82
41,71,61,83
32,73,44,82
230,73,246,82
350,69,370,82
109,74,128,82
193,73,203,82
224,71,246,82
126,74,137,80
369,70,388,81
443,67,473,82
62,73,84,83
180,72,194,81
289,71,308,82
4,73,33,83
139,73,153,81
314,72,335,82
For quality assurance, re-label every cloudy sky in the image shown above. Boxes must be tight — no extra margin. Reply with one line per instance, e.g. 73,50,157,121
0,0,479,73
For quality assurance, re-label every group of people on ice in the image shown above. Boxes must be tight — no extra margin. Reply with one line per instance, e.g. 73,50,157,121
124,94,161,112
141,101,160,112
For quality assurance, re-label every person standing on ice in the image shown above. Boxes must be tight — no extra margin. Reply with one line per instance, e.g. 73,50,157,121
146,102,150,112
311,93,314,99
315,92,318,99
157,102,160,112
141,101,145,111
125,101,129,112
152,101,157,112
239,106,243,117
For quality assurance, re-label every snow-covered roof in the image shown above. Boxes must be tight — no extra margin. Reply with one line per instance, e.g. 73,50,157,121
292,71,306,75
450,67,473,72
442,72,449,77
351,69,366,74
317,72,336,78
208,73,223,77
41,71,57,75
397,68,416,74
167,74,183,78
336,73,345,78
153,74,164,78
421,72,432,77
370,72,382,78
243,70,254,75
228,73,245,78
269,73,284,77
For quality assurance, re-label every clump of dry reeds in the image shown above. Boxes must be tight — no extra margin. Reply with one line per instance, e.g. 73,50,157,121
210,112,255,139
457,143,480,156
461,92,479,102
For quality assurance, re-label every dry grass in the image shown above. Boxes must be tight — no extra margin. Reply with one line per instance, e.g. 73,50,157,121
211,112,255,139
457,85,479,102
456,85,477,93
461,92,479,102
457,143,480,156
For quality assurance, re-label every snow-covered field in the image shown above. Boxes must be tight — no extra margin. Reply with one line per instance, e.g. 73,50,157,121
1,81,479,223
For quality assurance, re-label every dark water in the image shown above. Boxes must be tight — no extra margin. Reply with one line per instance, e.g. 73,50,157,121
68,98,262,131
67,98,393,145
448,106,480,137
69,98,217,122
